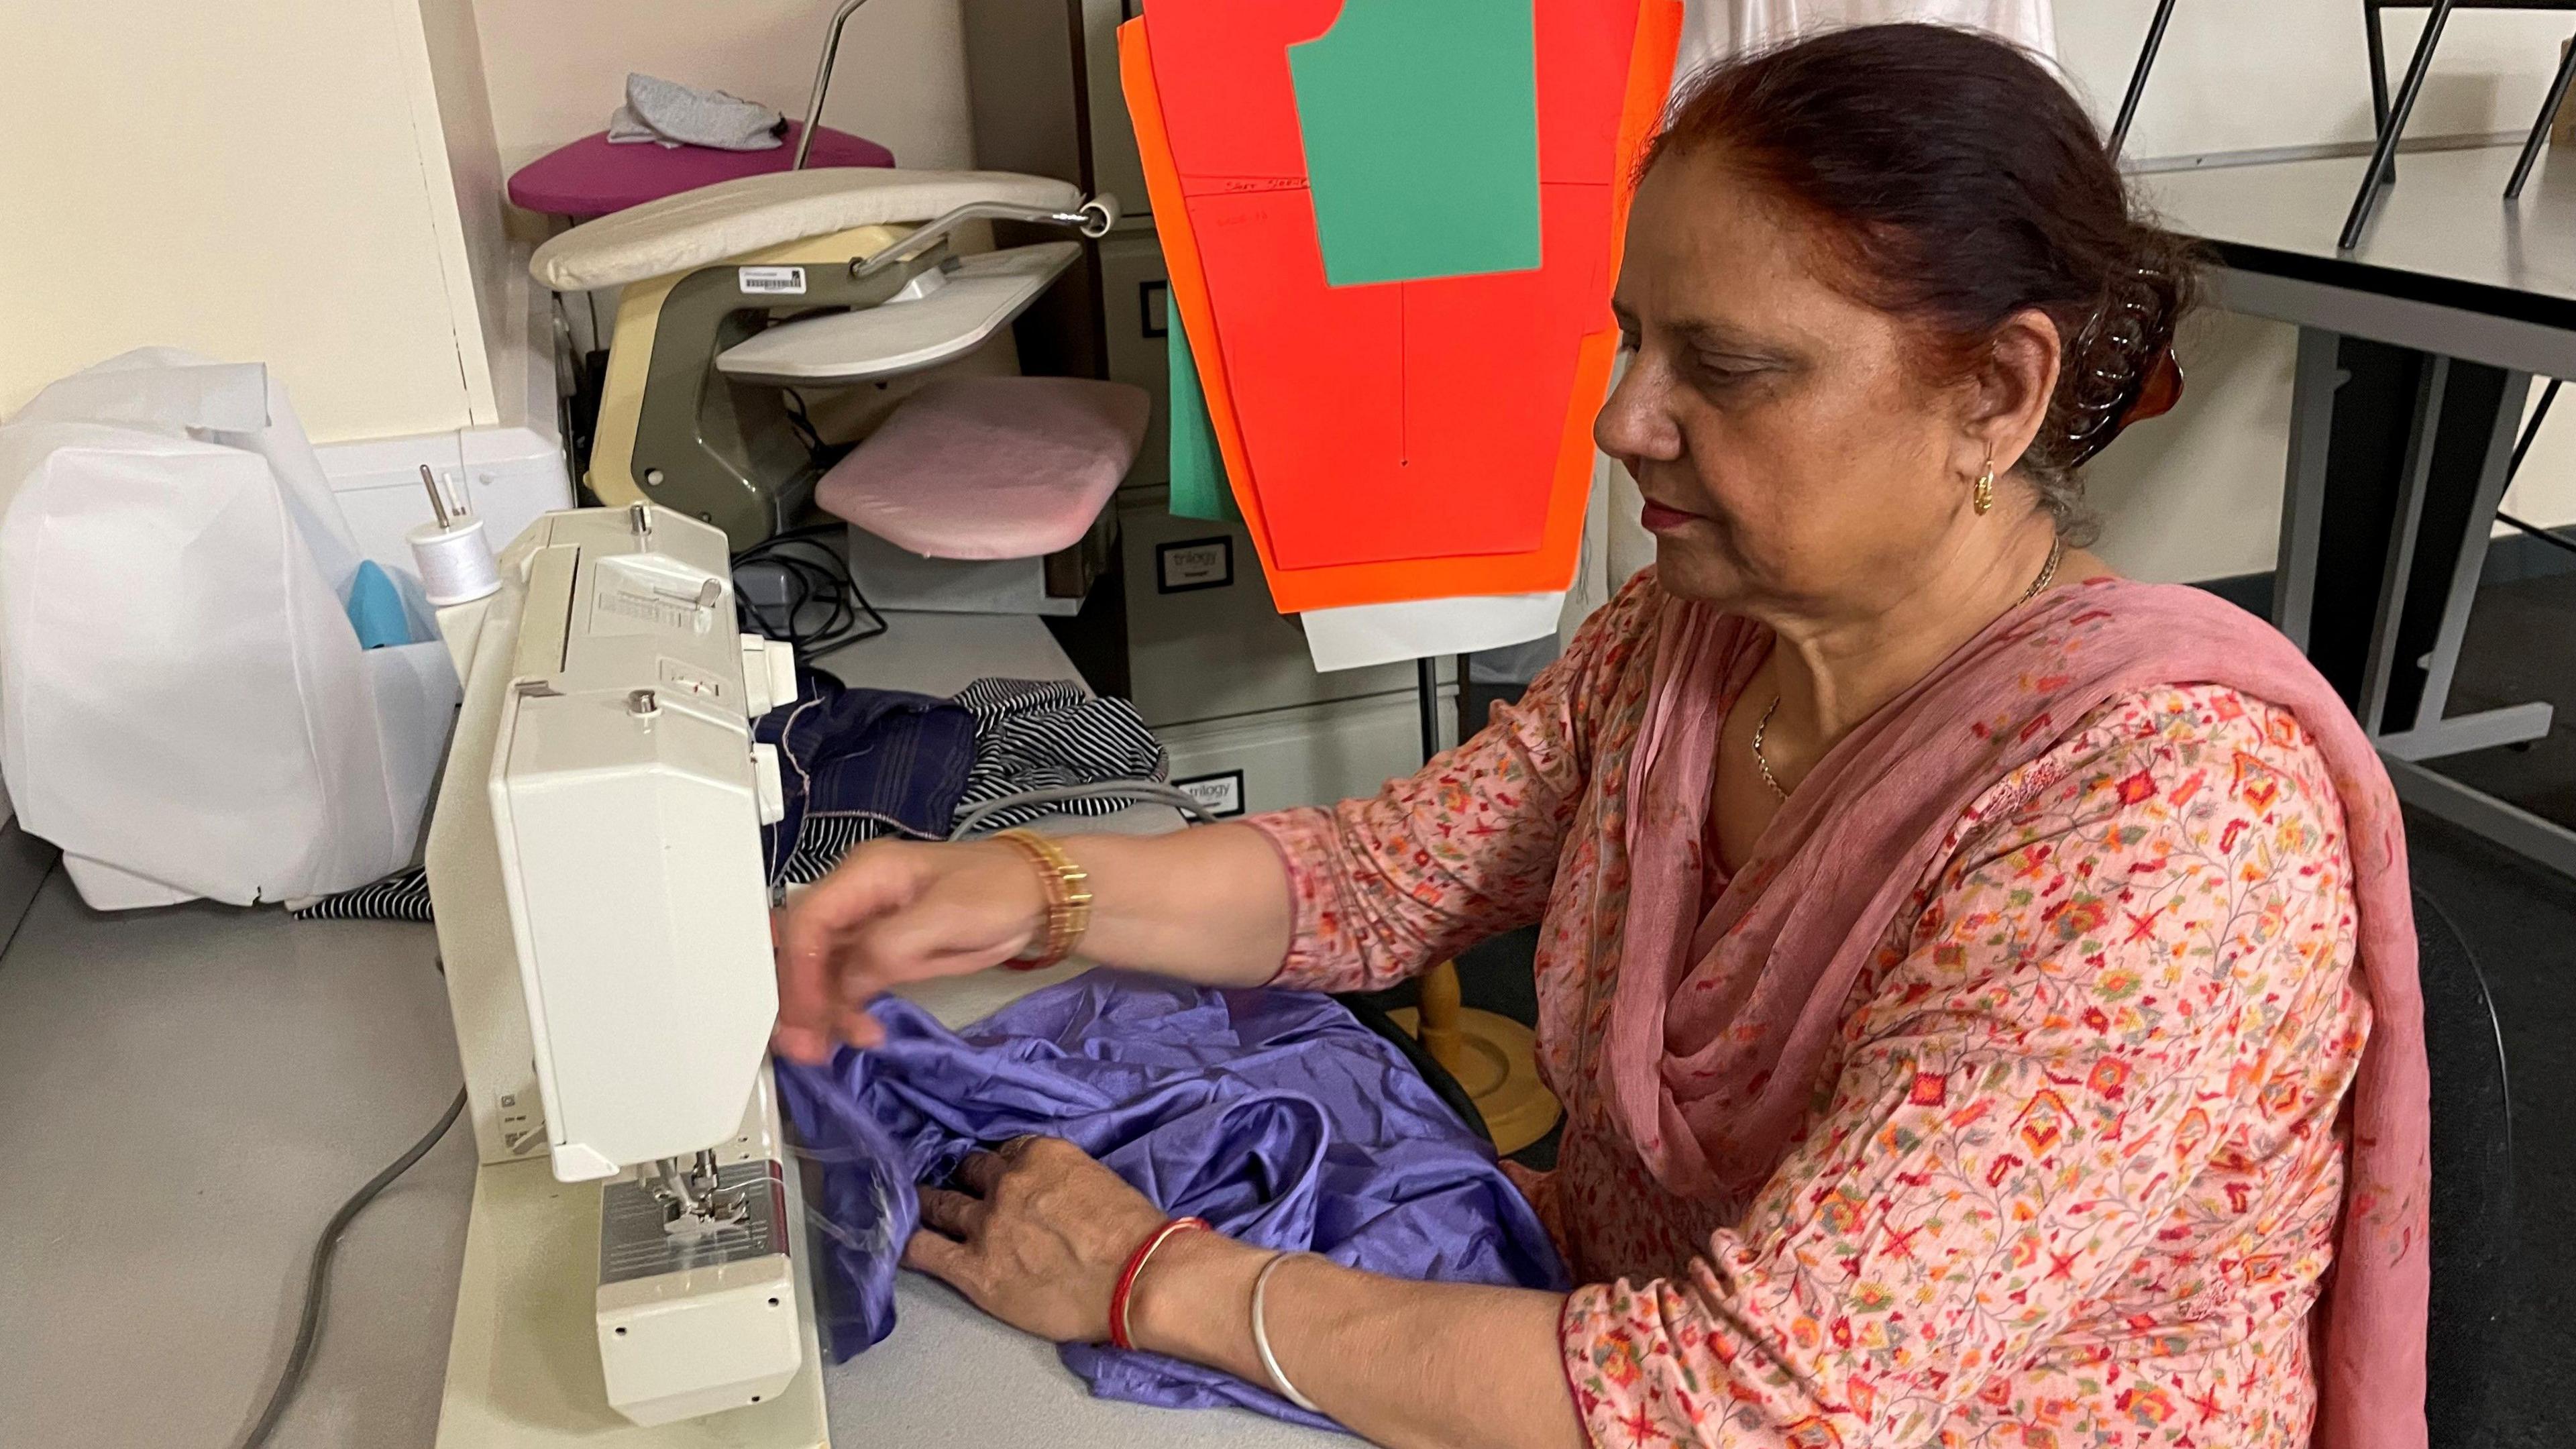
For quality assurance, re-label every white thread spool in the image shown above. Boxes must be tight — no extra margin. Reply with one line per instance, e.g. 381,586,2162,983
408,519,501,606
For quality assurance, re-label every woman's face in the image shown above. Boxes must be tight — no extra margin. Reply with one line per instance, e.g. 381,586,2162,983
1596,147,2040,619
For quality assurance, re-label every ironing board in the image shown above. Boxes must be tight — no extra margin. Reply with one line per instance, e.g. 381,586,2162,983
529,168,1083,292
718,243,1081,384
530,165,1104,548
506,123,896,220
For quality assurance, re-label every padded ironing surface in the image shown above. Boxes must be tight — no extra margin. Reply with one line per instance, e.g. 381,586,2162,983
716,242,1081,384
817,376,1149,559
528,168,1083,291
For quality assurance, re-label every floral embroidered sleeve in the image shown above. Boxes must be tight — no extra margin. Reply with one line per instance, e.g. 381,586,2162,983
1559,686,2368,1448
1242,574,1662,993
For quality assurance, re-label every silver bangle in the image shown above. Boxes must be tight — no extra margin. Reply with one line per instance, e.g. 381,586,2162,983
1250,1250,1324,1415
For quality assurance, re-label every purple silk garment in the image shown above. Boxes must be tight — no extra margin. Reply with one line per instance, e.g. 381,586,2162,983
775,969,1568,1430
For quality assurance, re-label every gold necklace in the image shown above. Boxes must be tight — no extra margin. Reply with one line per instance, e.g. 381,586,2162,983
1751,539,2066,802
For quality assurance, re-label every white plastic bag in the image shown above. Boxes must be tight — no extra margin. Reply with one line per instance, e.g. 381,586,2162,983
0,349,459,909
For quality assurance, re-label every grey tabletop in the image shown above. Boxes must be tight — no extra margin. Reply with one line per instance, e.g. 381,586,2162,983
0,608,1317,1448
2137,142,2576,317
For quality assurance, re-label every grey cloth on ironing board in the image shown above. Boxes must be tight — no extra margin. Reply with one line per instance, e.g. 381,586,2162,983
607,73,787,151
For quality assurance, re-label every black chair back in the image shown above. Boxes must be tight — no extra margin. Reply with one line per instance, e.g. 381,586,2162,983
2416,889,2513,1445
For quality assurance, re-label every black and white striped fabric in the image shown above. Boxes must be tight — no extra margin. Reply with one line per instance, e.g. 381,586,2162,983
771,810,930,888
951,678,1169,835
297,678,1169,921
294,867,432,922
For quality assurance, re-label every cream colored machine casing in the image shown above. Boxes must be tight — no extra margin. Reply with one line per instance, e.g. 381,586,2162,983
425,504,828,1446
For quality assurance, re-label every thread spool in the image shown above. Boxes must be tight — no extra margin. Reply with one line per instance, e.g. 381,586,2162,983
408,519,501,606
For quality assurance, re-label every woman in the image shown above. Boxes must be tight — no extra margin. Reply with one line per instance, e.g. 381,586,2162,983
775,25,2428,1449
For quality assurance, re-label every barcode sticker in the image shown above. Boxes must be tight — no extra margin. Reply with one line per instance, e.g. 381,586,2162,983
739,266,808,296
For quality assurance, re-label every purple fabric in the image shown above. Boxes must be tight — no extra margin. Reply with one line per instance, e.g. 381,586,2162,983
775,970,1568,1430
506,124,896,219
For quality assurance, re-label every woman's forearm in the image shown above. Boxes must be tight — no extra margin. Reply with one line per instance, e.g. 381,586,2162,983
1057,823,1296,988
1130,1230,1587,1449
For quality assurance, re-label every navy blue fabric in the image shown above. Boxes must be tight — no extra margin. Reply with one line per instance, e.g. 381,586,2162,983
775,970,1568,1430
757,670,977,885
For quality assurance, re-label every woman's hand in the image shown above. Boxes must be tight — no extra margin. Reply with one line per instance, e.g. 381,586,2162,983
772,838,1048,1061
901,1136,1191,1344
904,1138,1583,1449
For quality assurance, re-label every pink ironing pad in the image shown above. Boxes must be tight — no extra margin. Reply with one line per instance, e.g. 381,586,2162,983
507,123,896,219
817,378,1149,559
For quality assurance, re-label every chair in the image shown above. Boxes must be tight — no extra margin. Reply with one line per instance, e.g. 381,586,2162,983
2414,888,2514,1443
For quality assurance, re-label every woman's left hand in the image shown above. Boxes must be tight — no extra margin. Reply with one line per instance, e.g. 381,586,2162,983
902,1135,1171,1344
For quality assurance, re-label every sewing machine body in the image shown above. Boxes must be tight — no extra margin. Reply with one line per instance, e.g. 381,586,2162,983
423,504,828,1446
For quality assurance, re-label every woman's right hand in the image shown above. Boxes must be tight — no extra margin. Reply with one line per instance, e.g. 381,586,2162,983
771,838,1051,1061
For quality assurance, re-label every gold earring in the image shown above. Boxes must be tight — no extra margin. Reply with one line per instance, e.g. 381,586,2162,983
1972,459,1996,515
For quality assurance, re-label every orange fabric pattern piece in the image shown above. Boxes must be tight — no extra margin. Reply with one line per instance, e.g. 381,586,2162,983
1115,4,1682,611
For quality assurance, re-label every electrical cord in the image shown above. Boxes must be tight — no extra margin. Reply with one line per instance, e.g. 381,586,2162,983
947,780,1220,839
2495,380,2573,557
734,524,887,657
780,388,827,458
231,1086,468,1449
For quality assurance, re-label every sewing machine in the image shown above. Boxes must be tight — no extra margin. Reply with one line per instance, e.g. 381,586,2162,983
421,502,827,1447
531,169,1117,550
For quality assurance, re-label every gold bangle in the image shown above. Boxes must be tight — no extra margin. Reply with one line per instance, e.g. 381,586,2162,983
991,828,1091,970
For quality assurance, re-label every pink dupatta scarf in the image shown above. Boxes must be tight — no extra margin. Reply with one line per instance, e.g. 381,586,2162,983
1609,577,2429,1449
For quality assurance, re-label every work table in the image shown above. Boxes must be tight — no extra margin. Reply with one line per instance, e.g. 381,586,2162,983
0,609,1331,1448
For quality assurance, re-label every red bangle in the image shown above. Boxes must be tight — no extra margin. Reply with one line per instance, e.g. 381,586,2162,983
1108,1216,1210,1351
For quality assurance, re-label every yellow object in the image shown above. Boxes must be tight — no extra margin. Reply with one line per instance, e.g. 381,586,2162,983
1393,960,1561,1156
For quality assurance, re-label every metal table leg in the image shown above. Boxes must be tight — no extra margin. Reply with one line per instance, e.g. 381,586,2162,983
2507,30,2576,200
2272,327,2343,647
2342,0,2460,251
2109,0,2181,161
2279,323,2573,875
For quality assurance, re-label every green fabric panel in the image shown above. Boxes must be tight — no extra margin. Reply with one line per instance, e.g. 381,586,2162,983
1287,0,1542,286
1165,311,1237,522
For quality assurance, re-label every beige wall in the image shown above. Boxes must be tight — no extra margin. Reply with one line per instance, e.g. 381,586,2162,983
2057,1,2576,581
472,0,975,178
420,0,526,426
1,0,963,445
0,0,513,442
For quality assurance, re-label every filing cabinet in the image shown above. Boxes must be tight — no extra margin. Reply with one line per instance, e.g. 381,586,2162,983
1096,236,1171,491
1162,688,1464,819
1120,497,1455,729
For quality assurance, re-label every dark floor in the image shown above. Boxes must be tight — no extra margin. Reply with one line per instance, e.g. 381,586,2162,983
2412,570,2576,1449
1430,574,2576,1446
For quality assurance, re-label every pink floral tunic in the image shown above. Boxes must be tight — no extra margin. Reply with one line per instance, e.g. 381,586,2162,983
1245,577,2365,1449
